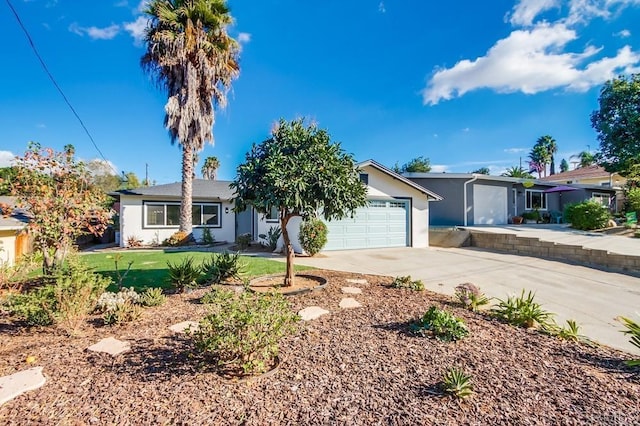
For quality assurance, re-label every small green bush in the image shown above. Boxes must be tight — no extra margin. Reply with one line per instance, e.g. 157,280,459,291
259,226,282,251
391,275,425,291
201,251,245,284
618,315,640,367
441,367,473,399
299,218,328,256
102,300,142,325
492,290,554,329
190,290,299,375
201,227,215,245
522,210,541,222
139,287,166,307
412,306,469,341
167,256,202,293
235,233,252,250
626,187,640,215
455,283,490,312
7,285,56,326
563,200,611,230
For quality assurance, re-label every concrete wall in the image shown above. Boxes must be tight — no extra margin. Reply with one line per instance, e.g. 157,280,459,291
0,230,17,266
119,195,236,247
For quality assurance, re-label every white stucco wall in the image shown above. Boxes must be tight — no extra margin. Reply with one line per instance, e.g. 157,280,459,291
254,164,432,249
119,195,236,247
0,231,17,266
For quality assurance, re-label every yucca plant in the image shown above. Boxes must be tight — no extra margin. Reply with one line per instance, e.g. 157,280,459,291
201,251,245,285
492,290,555,329
618,316,640,367
167,256,202,293
442,367,473,399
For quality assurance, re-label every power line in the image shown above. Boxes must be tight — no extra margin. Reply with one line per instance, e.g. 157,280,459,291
5,0,119,175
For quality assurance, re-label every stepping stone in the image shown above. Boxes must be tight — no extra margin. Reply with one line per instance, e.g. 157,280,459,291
169,321,199,334
346,279,368,285
0,367,46,406
339,298,362,309
87,337,130,356
298,306,330,321
341,286,362,295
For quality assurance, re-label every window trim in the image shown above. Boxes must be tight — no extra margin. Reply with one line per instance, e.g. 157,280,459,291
142,201,222,229
524,189,547,211
591,192,611,207
265,206,279,223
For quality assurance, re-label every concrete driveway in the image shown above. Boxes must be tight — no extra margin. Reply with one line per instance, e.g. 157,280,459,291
290,246,640,355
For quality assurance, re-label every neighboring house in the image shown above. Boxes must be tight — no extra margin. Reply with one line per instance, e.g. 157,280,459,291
405,173,617,227
0,196,30,266
539,165,626,211
114,180,236,247
115,160,444,250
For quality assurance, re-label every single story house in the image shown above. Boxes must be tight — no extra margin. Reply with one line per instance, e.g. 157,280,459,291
0,196,30,266
115,160,443,250
404,173,617,227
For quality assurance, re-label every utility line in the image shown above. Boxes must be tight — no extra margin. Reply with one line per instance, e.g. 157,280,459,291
5,0,119,176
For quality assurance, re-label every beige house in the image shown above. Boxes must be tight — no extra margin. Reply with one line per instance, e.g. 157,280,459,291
0,197,29,266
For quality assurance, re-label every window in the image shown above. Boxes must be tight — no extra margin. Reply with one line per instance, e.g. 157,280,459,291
359,173,369,185
265,206,279,222
144,202,220,227
525,190,547,210
592,192,611,208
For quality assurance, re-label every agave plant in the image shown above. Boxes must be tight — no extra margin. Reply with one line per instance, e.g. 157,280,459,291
492,290,555,329
618,316,640,367
442,367,473,399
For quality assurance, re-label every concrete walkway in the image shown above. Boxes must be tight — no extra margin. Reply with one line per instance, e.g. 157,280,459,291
462,224,640,256
290,246,640,355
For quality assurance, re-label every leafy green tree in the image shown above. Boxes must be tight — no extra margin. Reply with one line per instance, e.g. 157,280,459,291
201,156,220,180
570,151,595,168
122,172,141,189
10,143,111,275
142,0,240,236
501,166,534,178
470,167,490,175
559,158,569,173
0,167,18,195
393,156,432,173
591,74,640,176
232,118,367,286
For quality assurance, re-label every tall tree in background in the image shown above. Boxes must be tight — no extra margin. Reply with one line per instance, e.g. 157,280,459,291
528,142,550,178
201,156,220,179
470,167,490,175
502,166,534,178
559,158,569,173
540,135,558,175
570,151,596,168
393,156,432,173
142,0,240,235
591,74,640,176
232,118,367,287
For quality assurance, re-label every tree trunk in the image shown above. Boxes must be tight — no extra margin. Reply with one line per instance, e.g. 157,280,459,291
180,144,194,236
280,215,295,287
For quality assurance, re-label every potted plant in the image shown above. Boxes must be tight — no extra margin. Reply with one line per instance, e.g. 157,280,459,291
512,216,524,225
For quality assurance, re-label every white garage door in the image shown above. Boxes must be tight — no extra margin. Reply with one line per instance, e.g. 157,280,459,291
323,200,409,250
473,184,507,225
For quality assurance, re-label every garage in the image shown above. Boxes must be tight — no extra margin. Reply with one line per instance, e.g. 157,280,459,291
473,184,507,225
323,199,409,250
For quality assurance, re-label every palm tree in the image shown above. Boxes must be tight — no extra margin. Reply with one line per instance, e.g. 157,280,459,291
528,143,550,178
142,0,239,235
201,156,220,180
538,135,557,175
502,166,534,179
570,151,595,168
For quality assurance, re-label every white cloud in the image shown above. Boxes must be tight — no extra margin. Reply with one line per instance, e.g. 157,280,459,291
69,22,120,40
504,147,527,153
0,151,15,168
124,16,148,44
615,29,631,37
237,32,251,44
508,0,559,26
114,0,128,7
430,164,449,173
423,23,640,105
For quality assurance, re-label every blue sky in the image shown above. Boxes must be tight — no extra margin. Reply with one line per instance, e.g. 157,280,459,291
2,0,640,183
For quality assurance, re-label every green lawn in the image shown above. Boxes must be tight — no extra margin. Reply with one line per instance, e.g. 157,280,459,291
80,250,313,291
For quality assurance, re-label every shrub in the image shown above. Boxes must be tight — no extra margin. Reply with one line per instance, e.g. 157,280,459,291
626,187,640,215
163,231,190,247
167,256,202,292
492,290,554,329
102,300,142,325
106,254,134,290
391,275,425,291
618,316,640,367
126,235,143,247
190,290,299,375
522,210,541,222
200,287,235,305
563,200,611,230
6,285,56,326
412,306,469,341
201,251,245,284
96,287,141,313
455,283,490,312
201,227,215,245
139,287,166,307
441,367,473,399
259,226,282,251
299,218,328,256
235,233,252,250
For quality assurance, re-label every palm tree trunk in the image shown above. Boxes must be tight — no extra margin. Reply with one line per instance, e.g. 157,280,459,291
180,144,194,236
280,214,295,287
